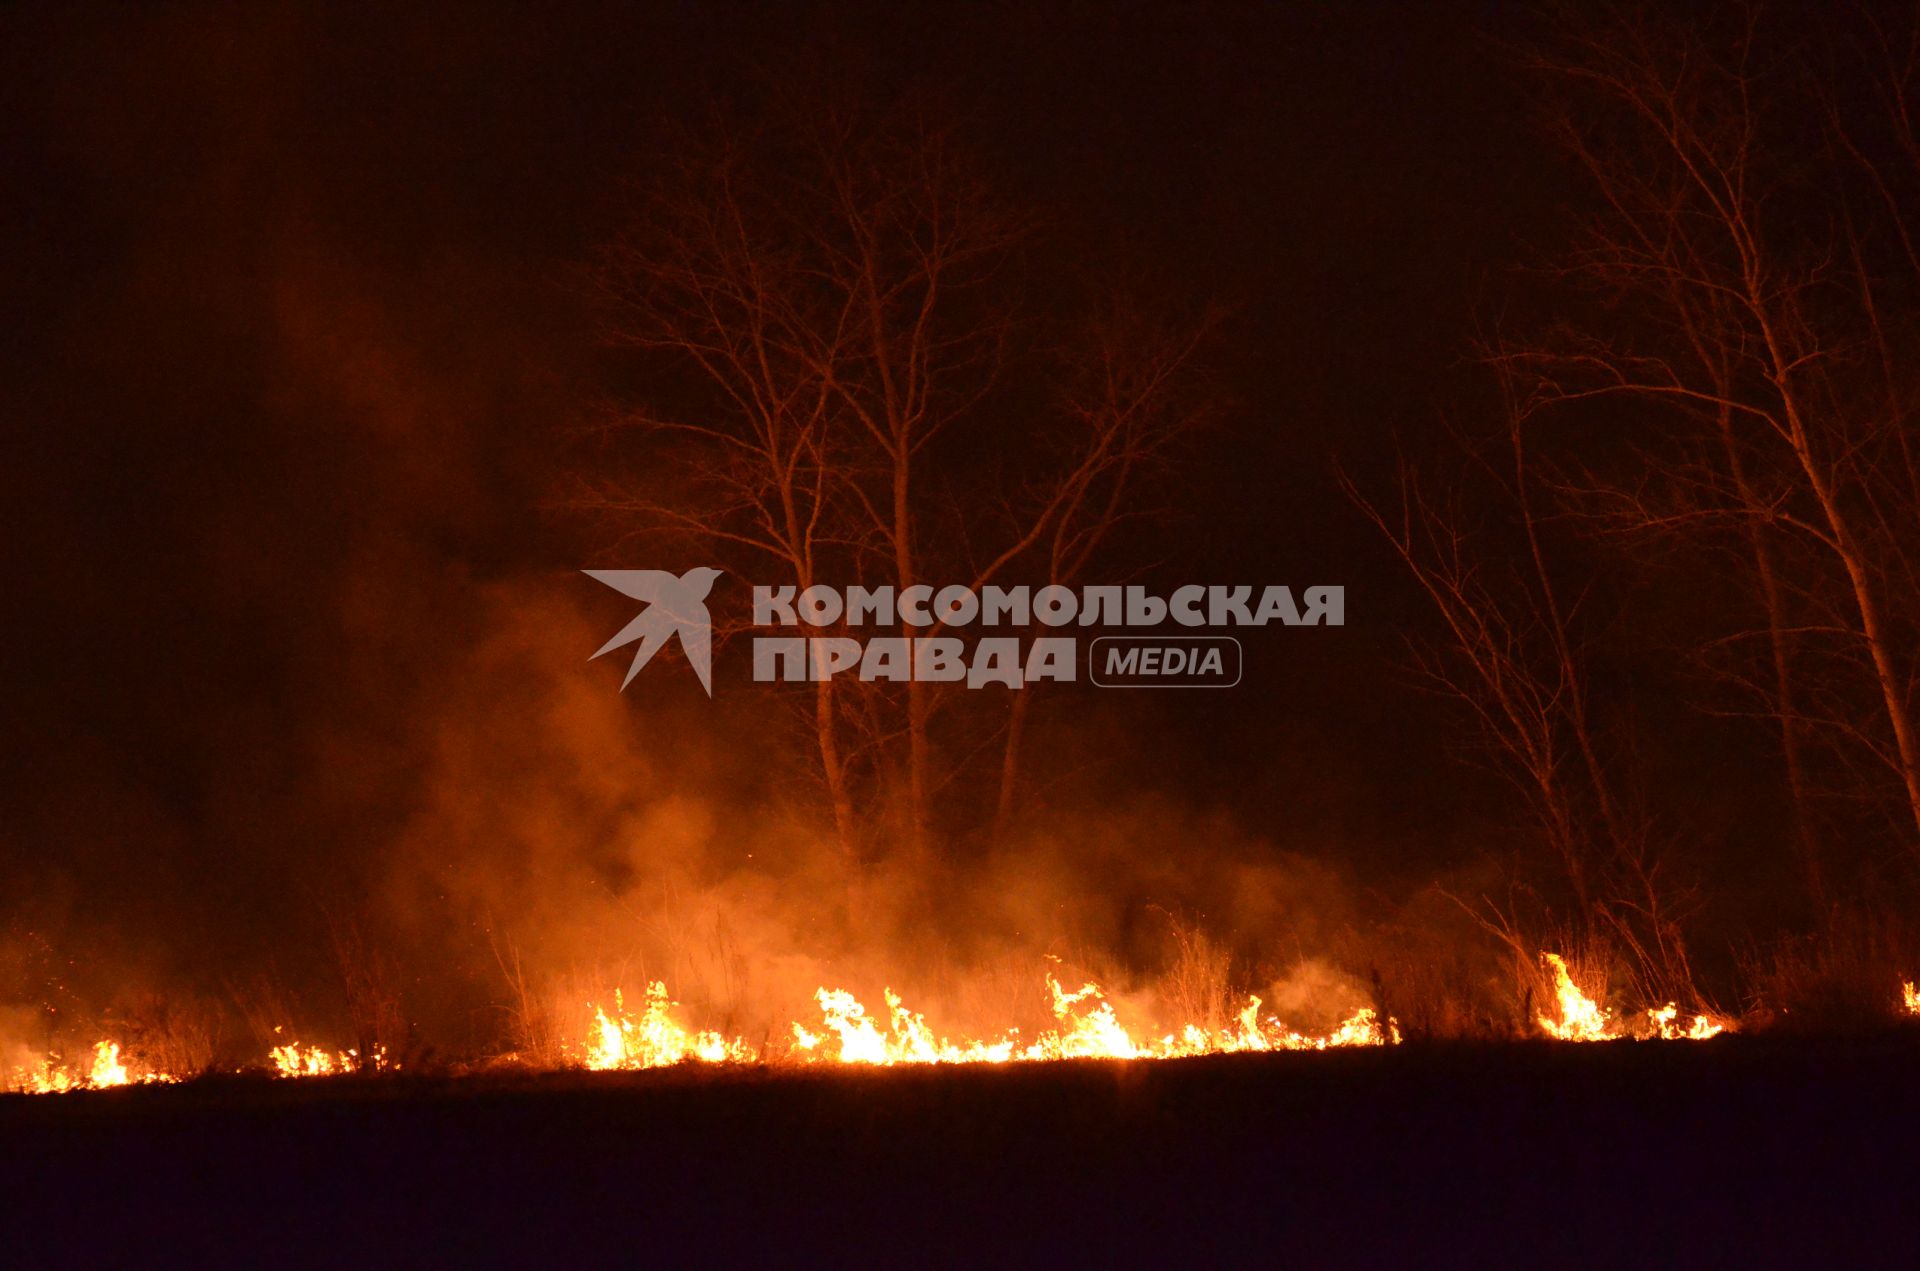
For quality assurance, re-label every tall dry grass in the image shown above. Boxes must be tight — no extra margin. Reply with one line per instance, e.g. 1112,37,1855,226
1744,907,1919,1032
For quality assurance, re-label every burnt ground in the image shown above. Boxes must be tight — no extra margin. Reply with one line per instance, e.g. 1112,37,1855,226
2,1037,1917,1268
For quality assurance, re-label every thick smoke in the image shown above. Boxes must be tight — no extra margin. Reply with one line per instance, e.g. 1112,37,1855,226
0,1,1517,1073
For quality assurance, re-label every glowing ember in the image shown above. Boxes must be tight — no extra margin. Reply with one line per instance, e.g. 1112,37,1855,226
1646,1004,1725,1041
271,1044,352,1078
4,1057,79,1095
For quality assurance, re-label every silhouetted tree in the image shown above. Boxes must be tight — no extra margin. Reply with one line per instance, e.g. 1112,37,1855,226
582,83,1217,862
1498,5,1920,895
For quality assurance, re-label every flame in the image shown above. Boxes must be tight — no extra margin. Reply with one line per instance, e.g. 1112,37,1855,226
584,972,1397,1070
8,949,1752,1096
583,982,755,1070
4,1039,177,1093
1538,953,1614,1041
8,1064,76,1095
1538,953,1727,1041
88,1040,129,1087
1904,980,1920,1016
1646,1003,1725,1041
271,1044,353,1078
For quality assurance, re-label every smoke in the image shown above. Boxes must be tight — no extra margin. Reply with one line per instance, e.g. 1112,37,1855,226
339,575,1395,1058
0,1,1513,1070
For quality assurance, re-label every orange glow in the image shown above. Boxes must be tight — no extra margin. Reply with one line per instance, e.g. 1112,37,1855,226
3,951,1750,1097
271,1044,353,1078
1538,953,1728,1042
592,972,1397,1070
582,982,755,1070
88,1040,129,1087
5,1040,176,1093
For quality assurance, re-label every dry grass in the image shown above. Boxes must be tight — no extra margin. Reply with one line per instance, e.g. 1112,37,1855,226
507,966,605,1069
327,915,417,1070
1155,919,1234,1037
1517,924,1625,1028
1744,907,1919,1032
115,991,222,1077
1333,889,1520,1041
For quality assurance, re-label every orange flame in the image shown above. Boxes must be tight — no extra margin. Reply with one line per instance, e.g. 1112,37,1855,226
271,1044,353,1078
583,982,756,1070
591,972,1398,1069
5,1039,176,1093
1538,953,1727,1042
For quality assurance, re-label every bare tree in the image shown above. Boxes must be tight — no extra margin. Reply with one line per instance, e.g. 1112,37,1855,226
1496,6,1920,883
1343,392,1701,1007
585,86,1216,860
1345,442,1600,910
991,292,1220,841
582,105,878,861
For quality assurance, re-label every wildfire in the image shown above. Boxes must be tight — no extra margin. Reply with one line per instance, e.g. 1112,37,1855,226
89,1040,129,1087
1537,953,1726,1042
1538,953,1614,1041
4,1039,175,1093
5,950,1751,1096
1646,1004,1726,1041
583,982,756,1070
588,973,1398,1071
271,1044,352,1078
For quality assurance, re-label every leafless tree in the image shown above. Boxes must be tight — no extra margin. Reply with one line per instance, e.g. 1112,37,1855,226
581,98,901,861
990,292,1220,841
1493,5,1920,890
584,86,1216,861
1343,390,1701,1006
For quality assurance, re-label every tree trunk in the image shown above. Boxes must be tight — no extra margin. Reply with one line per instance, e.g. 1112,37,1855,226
992,687,1031,844
1708,396,1824,909
893,456,931,858
812,668,858,865
1755,518,1824,907
1828,514,1920,845
1758,312,1920,850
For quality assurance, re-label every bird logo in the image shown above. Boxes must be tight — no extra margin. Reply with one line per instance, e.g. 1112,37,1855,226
583,567,723,695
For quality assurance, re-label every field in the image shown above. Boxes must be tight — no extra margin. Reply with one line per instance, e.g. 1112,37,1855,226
5,1038,1918,1267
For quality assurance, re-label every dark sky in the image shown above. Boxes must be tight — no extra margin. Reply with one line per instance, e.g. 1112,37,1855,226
8,1,1773,1005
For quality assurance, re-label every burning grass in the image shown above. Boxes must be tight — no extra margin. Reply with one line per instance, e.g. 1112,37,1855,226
7,1039,177,1094
24,902,1920,1095
1743,907,1920,1032
1535,952,1727,1042
1,946,1769,1095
